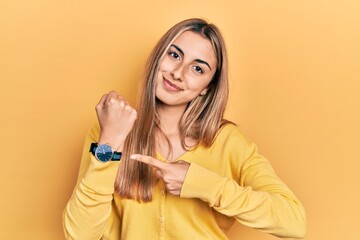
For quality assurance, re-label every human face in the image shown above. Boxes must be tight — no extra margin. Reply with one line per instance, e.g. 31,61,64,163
155,31,217,109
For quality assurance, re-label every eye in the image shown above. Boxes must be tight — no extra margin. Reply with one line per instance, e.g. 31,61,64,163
193,66,204,74
169,51,180,60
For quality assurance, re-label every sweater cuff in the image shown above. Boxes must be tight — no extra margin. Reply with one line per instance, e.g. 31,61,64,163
180,163,225,205
83,154,120,194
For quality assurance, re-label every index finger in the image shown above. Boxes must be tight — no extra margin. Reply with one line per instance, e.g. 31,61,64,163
130,154,166,169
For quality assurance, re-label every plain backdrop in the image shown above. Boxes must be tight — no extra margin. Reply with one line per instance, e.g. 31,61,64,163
0,0,359,239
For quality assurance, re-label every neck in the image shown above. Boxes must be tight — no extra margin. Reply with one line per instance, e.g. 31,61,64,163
157,103,186,134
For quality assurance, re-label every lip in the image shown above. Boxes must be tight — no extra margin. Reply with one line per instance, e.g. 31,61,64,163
162,77,183,92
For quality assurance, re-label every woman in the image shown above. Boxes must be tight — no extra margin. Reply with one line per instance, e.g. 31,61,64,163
63,18,306,239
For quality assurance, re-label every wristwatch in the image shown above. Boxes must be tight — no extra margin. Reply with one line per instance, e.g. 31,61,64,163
89,143,122,162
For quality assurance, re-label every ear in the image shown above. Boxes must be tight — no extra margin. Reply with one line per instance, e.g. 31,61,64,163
200,88,208,96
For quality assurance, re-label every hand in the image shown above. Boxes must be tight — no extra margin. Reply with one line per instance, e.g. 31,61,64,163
130,154,190,196
96,91,137,151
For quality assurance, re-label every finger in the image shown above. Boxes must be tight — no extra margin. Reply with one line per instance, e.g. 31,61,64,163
108,90,119,96
130,154,166,169
96,94,108,109
106,91,120,103
155,169,162,178
116,94,124,101
173,160,188,164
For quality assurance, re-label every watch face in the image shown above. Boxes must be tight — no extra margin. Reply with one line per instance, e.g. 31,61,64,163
95,144,113,162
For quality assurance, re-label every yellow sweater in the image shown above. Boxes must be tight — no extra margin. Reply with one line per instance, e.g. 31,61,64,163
63,123,306,239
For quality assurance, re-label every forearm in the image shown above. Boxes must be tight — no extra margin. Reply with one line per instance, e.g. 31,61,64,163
180,163,306,239
63,155,119,240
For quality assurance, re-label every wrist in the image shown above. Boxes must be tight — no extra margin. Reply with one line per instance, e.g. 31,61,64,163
98,137,125,152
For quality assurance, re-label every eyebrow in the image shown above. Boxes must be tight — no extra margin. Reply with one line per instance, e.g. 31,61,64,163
171,44,212,71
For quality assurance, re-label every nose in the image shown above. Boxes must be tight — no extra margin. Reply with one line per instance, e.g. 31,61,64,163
170,63,184,81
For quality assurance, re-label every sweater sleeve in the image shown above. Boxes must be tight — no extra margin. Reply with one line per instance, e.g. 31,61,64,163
180,128,306,239
62,124,120,240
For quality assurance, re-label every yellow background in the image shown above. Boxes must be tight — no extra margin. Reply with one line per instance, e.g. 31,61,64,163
1,1,359,239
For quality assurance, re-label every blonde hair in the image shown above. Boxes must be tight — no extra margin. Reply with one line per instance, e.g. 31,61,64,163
115,18,230,202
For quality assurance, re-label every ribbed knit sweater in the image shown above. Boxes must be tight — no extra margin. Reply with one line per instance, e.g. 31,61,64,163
63,123,306,239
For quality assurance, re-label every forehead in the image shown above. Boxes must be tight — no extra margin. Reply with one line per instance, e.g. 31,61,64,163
172,31,217,68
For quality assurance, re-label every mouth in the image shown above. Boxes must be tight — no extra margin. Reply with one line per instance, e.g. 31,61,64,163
163,77,183,92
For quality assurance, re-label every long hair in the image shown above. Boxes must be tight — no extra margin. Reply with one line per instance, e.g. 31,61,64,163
115,18,230,202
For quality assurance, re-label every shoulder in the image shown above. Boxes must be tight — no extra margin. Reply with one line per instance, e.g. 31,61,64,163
211,122,257,158
214,122,250,145
206,122,257,170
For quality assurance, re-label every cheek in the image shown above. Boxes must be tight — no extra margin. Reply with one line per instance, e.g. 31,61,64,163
158,57,172,72
187,75,212,91
156,59,168,82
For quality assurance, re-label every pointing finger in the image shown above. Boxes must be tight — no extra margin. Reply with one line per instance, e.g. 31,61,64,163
130,154,166,169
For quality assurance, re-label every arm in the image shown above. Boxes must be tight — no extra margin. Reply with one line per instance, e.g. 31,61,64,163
180,134,306,238
130,125,306,238
63,91,137,239
62,124,120,240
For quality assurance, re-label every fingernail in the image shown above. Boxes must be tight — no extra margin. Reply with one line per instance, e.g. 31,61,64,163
130,154,136,160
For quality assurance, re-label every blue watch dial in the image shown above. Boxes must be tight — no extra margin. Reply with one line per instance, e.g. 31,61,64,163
95,144,113,162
